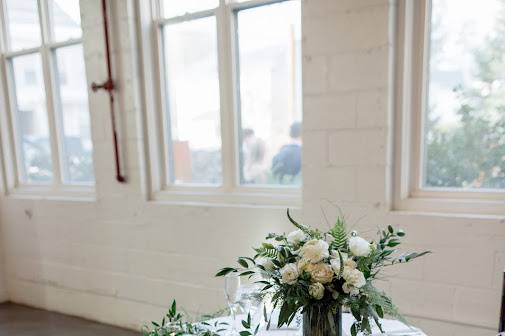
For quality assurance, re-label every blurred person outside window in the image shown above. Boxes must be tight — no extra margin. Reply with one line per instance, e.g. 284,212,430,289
242,128,267,184
271,122,301,184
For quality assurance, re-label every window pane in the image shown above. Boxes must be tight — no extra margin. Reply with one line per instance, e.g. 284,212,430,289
424,0,505,190
54,44,94,183
161,0,218,18
11,54,53,182
48,0,82,42
237,1,302,186
162,17,222,185
4,0,41,50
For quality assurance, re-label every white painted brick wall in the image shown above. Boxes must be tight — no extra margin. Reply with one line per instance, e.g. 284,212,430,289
0,1,502,336
302,1,504,336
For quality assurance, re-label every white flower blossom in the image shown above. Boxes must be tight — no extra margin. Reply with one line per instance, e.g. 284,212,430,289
349,236,371,257
308,282,325,300
280,263,299,285
305,263,334,284
287,230,307,245
344,258,357,269
330,258,343,275
297,258,310,273
343,268,366,289
330,250,348,260
342,282,359,296
300,239,329,263
330,252,356,275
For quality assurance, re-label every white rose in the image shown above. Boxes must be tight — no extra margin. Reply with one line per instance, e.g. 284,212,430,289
300,239,329,263
344,258,357,269
330,250,348,260
280,263,299,285
330,258,343,275
257,257,275,272
342,268,366,289
297,258,310,273
305,263,334,284
349,236,371,257
308,282,325,300
329,252,356,276
287,230,307,245
342,282,359,296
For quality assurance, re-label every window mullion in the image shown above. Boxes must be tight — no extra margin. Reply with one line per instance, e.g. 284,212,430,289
216,1,238,191
1,56,23,187
410,0,429,194
38,0,63,186
0,1,19,191
0,0,8,52
155,20,172,187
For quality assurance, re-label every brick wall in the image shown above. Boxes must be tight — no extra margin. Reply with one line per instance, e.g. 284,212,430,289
302,0,504,335
0,0,502,335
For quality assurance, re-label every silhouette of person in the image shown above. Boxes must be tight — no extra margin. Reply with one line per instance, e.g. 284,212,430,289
271,122,302,184
242,128,267,184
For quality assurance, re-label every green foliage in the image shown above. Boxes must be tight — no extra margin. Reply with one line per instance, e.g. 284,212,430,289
361,285,407,325
254,243,280,259
329,217,348,251
142,300,258,336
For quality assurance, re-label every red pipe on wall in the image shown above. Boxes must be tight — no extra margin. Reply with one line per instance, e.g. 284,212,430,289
91,0,126,183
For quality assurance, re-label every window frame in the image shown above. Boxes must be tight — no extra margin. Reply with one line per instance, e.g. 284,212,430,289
393,0,505,216
138,0,301,206
0,0,94,197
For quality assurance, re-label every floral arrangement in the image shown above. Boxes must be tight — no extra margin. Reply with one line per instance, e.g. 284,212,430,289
216,210,430,336
143,209,429,336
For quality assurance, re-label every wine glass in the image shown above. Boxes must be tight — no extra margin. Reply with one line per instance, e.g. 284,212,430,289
224,273,240,333
237,284,263,324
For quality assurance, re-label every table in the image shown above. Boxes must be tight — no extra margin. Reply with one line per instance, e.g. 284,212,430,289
207,313,427,335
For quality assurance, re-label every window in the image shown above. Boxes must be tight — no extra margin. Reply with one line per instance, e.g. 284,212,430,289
142,0,302,203
0,0,94,190
394,0,505,215
423,0,505,191
236,2,302,186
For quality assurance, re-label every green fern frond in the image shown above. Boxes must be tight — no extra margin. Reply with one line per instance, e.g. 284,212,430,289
254,245,279,259
329,217,348,250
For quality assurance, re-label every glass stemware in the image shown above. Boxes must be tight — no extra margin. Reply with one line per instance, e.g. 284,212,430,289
224,273,240,333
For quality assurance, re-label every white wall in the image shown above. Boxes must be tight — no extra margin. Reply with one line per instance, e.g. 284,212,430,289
302,0,504,335
0,0,502,336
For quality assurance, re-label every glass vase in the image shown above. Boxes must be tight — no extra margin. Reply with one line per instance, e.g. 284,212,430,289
302,305,342,336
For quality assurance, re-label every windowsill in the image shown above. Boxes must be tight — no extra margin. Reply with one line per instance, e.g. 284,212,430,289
5,184,96,202
393,194,505,218
150,187,302,208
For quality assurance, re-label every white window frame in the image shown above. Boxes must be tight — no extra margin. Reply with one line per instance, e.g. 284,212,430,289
137,0,301,206
0,0,94,198
393,0,505,216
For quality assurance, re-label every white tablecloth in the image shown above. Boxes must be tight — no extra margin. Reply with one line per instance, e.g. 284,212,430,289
207,313,426,335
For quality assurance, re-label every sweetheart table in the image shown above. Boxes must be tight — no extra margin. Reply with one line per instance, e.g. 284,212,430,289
206,313,427,335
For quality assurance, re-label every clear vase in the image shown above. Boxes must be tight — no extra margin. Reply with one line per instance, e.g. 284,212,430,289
302,305,342,336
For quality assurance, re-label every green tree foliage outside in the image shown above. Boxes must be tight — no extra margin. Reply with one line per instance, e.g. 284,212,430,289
424,0,505,189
